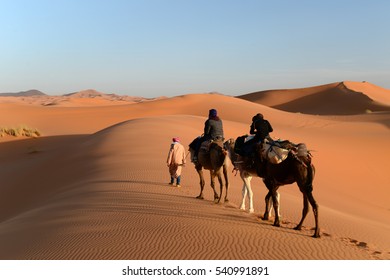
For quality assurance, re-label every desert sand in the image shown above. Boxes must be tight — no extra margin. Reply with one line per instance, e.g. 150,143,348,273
0,81,389,260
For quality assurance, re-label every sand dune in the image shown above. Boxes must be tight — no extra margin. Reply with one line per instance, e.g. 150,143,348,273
344,81,390,104
0,89,389,260
0,89,163,107
239,81,390,115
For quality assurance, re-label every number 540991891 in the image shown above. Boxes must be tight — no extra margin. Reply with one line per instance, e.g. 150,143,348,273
215,266,269,276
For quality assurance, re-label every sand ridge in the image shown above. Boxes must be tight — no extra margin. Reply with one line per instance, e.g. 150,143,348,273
239,81,390,115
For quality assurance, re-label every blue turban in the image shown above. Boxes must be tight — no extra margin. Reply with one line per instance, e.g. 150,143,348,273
209,109,217,117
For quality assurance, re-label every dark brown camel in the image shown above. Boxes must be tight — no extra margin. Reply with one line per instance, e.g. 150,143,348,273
189,140,229,203
225,138,320,238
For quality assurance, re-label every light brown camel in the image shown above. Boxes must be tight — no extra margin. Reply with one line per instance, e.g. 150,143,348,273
225,138,320,238
189,140,229,203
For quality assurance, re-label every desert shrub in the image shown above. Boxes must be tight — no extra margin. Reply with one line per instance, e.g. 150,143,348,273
0,126,41,138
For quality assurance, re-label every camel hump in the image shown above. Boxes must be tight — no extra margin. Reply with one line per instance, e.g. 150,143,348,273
210,139,224,149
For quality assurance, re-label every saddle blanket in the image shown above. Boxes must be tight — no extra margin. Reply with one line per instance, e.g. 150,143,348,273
199,139,212,152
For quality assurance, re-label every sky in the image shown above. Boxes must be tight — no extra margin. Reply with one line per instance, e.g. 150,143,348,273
1,0,389,97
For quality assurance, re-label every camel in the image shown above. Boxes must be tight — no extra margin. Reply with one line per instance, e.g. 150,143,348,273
225,138,320,238
189,139,229,203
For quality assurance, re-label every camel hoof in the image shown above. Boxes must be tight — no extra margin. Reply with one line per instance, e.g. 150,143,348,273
273,221,281,227
196,195,204,200
294,226,302,231
262,214,269,221
249,209,254,213
224,198,229,203
312,231,321,238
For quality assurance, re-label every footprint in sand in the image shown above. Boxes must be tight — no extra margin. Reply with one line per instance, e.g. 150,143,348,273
349,238,368,248
342,237,387,258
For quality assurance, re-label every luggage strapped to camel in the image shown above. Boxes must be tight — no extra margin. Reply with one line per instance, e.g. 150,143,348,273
234,135,312,165
262,139,290,164
263,139,312,165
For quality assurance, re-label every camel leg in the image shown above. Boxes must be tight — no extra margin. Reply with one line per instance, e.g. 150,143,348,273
247,177,254,213
240,182,248,211
271,189,281,227
263,190,279,219
307,192,320,238
262,178,276,220
241,173,254,213
196,167,205,200
262,179,281,226
296,163,320,237
223,164,229,202
262,190,272,221
210,172,219,203
239,171,248,210
295,192,309,231
216,172,223,204
269,191,280,218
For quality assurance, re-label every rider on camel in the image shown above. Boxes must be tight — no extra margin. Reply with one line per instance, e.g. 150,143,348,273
204,109,224,142
250,113,273,144
191,109,224,163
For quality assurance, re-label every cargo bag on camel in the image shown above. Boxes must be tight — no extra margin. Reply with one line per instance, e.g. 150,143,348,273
233,135,306,165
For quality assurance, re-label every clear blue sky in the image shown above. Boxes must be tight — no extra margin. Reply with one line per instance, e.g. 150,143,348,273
1,0,389,97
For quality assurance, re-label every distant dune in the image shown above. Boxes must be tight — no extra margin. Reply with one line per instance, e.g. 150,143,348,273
64,89,162,103
0,89,46,97
0,88,165,107
239,81,390,115
64,89,108,98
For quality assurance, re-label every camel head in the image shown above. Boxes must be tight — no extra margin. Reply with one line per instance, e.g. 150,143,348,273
223,138,238,163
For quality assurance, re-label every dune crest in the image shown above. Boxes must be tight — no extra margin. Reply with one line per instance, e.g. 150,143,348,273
239,81,390,115
64,89,107,98
343,81,390,105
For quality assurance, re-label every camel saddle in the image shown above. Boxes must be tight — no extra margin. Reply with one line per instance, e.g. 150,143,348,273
199,139,212,153
199,139,224,153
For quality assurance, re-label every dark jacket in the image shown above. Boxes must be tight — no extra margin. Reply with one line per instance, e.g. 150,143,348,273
204,117,224,140
250,119,273,142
